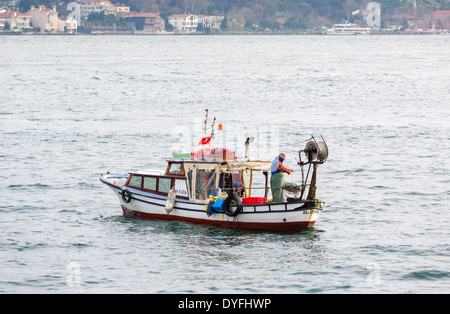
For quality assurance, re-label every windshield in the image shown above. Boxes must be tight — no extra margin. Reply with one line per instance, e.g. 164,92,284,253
195,169,216,200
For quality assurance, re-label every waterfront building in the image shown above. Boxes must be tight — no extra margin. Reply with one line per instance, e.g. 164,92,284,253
126,12,165,33
58,16,78,33
168,14,198,33
197,15,224,33
27,5,77,33
27,5,58,33
429,10,450,29
391,13,420,29
0,6,31,31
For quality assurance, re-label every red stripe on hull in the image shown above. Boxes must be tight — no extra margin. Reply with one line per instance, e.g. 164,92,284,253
121,205,315,231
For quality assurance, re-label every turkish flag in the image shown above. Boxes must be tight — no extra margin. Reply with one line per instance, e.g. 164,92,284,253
198,136,212,145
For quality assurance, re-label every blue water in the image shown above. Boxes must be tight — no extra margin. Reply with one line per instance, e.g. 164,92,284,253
1,35,449,293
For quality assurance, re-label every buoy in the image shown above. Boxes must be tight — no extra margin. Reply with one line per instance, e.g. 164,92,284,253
165,186,176,214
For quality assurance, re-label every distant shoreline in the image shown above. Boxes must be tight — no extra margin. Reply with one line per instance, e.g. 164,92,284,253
0,31,447,36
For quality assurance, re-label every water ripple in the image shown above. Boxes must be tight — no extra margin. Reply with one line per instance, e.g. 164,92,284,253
1,35,449,293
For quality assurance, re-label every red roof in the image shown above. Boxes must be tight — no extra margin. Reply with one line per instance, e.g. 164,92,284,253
78,0,111,3
129,13,160,18
432,10,450,16
169,14,192,18
0,11,30,18
392,14,417,19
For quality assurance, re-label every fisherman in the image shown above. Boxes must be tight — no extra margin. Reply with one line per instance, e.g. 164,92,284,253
270,153,294,203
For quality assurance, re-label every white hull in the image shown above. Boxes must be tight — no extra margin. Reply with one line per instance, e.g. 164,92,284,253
326,30,370,35
100,174,324,231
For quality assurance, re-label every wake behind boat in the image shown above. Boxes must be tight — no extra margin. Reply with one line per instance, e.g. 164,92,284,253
100,111,329,231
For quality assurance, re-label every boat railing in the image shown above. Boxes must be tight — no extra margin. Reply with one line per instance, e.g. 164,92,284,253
220,184,308,191
218,182,309,200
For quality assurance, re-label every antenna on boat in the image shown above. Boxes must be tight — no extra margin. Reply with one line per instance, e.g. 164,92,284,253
203,108,222,141
203,108,209,135
210,116,216,139
244,137,255,159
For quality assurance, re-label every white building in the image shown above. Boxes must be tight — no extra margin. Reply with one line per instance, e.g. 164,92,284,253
168,14,198,33
0,6,32,31
58,16,77,33
197,15,224,31
28,5,77,33
78,0,110,17
27,5,58,33
111,3,129,16
77,0,129,18
0,1,20,10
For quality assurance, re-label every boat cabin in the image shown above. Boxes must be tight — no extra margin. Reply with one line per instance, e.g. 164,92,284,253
125,159,271,204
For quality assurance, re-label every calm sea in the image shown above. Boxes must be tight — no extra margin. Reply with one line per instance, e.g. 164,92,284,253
1,34,449,294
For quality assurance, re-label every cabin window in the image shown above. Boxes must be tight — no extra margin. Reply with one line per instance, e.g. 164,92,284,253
143,177,157,191
158,178,172,193
168,163,182,175
129,175,142,188
231,170,244,189
195,169,216,200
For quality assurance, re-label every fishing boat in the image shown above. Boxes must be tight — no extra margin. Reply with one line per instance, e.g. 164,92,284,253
100,111,329,231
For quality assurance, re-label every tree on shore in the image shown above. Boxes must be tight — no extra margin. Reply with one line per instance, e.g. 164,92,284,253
220,15,227,30
19,0,55,12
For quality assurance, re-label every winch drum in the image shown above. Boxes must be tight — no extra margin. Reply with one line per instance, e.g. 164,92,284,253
304,141,328,162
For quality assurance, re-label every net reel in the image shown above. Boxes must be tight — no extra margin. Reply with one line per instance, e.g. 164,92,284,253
296,136,329,201
299,136,329,166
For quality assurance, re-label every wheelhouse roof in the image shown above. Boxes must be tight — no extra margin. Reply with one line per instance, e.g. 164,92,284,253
169,158,271,172
127,159,271,176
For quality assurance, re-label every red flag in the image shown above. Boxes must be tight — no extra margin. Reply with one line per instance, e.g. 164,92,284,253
198,136,212,145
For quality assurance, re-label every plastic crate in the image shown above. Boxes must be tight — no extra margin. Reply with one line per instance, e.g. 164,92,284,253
242,197,267,205
212,198,225,212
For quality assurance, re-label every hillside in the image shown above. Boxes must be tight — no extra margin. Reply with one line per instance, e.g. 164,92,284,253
123,0,450,27
19,0,450,28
